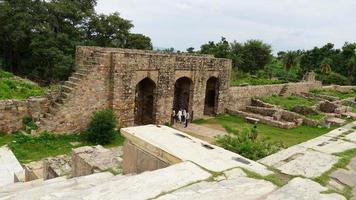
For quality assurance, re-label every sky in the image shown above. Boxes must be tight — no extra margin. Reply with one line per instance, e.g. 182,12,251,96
96,0,356,53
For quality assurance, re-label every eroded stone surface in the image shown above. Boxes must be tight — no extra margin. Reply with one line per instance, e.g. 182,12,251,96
72,145,122,177
0,146,23,186
265,177,346,200
330,169,356,187
122,125,272,176
299,136,356,154
157,168,276,200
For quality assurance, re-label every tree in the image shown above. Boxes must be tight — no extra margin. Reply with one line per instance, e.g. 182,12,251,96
239,40,272,73
125,33,152,50
186,47,195,53
281,51,300,71
200,37,231,58
320,57,332,74
0,0,152,84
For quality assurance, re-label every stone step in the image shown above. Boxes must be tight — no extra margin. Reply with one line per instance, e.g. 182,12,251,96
76,68,91,74
0,177,65,195
52,102,62,109
72,72,86,79
61,92,70,99
1,172,115,200
64,81,78,88
68,77,81,83
61,85,73,93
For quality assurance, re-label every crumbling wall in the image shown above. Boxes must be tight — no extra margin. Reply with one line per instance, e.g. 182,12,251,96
0,97,49,133
227,81,322,111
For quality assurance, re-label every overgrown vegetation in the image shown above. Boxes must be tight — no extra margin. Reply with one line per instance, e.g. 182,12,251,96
0,131,124,164
215,128,285,160
22,116,38,133
310,88,356,99
0,69,13,78
0,0,152,84
259,95,318,110
86,109,118,145
0,79,44,100
194,114,338,147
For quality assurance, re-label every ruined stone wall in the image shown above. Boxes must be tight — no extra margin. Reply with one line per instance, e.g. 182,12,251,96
227,81,322,111
108,47,231,126
43,49,112,133
0,97,49,133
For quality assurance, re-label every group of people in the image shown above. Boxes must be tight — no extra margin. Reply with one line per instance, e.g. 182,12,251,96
172,108,190,127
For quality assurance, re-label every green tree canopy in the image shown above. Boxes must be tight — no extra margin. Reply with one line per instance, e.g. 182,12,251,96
0,0,152,84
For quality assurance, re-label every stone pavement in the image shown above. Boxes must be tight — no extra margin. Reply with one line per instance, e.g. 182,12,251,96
260,121,356,178
173,123,227,143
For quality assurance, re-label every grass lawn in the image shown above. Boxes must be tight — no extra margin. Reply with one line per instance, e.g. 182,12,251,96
0,79,44,100
259,95,318,110
0,132,125,164
194,114,341,147
310,88,356,100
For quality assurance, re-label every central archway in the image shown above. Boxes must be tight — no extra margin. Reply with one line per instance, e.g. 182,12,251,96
134,78,156,125
173,77,193,112
204,77,219,115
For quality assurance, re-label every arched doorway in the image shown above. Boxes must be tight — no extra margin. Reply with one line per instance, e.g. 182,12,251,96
134,78,156,125
173,77,193,112
204,77,219,115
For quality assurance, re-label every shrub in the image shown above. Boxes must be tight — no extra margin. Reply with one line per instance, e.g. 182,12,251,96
86,109,117,145
0,69,14,78
318,72,350,85
215,129,285,160
22,116,38,132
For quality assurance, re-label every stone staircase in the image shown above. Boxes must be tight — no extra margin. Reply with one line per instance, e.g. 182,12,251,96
279,84,289,96
38,50,105,131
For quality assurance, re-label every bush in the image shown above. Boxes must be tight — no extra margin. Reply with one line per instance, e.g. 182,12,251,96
22,116,38,132
0,69,14,78
318,72,350,85
215,129,285,160
86,109,117,145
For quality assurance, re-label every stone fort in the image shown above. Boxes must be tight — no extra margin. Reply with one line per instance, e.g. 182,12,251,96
0,46,321,134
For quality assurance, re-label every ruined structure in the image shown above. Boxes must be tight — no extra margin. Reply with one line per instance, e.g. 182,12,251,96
37,46,231,133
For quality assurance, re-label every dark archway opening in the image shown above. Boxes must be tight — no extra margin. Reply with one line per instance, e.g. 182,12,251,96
173,77,193,112
134,78,156,125
204,77,219,115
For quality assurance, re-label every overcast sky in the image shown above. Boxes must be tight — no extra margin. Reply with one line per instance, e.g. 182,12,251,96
96,0,356,53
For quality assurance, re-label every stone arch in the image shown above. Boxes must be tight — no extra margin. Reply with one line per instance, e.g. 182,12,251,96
204,76,219,115
173,77,193,113
134,77,156,125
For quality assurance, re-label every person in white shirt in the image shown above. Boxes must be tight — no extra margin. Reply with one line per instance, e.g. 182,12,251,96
182,109,187,123
177,109,182,123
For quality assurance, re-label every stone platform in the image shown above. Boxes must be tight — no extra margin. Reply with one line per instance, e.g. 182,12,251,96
0,146,23,186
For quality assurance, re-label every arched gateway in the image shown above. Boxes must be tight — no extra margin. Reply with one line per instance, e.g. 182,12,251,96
134,78,156,125
204,77,219,115
173,77,193,112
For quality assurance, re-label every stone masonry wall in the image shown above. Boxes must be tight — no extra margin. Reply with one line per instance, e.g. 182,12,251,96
227,81,322,111
0,97,49,133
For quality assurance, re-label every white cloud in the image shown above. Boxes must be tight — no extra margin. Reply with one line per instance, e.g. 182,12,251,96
95,0,356,53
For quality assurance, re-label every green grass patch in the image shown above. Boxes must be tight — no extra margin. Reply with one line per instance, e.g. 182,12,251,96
0,69,14,78
259,95,318,110
311,88,356,100
0,131,125,164
0,79,44,100
305,112,326,120
194,114,339,147
242,168,292,187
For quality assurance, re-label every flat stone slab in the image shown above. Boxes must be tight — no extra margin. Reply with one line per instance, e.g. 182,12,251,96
326,117,346,126
73,161,211,200
259,145,307,167
330,168,356,187
299,136,356,154
121,125,272,176
157,168,277,200
265,177,346,200
173,123,227,143
345,131,356,143
277,149,339,178
0,145,23,186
